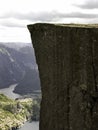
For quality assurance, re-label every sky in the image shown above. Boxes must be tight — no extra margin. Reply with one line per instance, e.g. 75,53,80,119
0,0,98,43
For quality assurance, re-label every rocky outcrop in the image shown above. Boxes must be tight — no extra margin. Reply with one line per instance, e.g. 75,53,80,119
28,23,98,130
0,94,33,130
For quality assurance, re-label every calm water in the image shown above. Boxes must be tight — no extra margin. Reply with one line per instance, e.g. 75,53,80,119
0,84,39,130
18,121,39,130
0,84,20,99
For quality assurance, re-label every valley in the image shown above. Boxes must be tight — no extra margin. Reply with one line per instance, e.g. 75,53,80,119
0,84,40,130
0,42,40,94
0,42,41,130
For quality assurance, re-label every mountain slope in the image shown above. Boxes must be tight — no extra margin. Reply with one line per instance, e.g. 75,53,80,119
0,43,40,94
14,68,40,95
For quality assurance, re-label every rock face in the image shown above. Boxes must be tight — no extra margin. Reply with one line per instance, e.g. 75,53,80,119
28,23,98,130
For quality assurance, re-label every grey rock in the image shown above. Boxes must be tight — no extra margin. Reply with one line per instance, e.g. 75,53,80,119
28,23,98,130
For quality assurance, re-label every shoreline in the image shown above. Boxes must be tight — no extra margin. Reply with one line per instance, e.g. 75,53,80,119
0,84,40,130
18,121,39,130
0,83,21,99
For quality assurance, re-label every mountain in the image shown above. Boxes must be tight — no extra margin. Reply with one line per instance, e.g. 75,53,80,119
0,43,40,94
0,42,32,50
14,68,40,95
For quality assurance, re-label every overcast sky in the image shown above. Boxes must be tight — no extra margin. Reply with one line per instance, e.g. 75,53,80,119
0,0,98,43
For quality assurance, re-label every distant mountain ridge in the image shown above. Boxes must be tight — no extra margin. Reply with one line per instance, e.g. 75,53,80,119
0,42,32,50
0,42,40,95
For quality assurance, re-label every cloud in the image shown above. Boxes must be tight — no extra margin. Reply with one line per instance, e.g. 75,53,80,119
0,11,98,28
58,12,97,19
0,21,25,28
0,11,98,22
74,0,98,9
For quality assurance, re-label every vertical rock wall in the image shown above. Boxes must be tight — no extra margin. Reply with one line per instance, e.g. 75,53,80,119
28,23,98,130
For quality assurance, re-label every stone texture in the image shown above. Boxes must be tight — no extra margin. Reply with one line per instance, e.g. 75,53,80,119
28,23,98,130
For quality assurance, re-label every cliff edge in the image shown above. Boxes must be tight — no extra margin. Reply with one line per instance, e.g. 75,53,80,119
28,23,98,130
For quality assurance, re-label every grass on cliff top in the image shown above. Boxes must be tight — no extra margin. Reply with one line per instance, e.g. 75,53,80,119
28,23,98,29
57,23,98,28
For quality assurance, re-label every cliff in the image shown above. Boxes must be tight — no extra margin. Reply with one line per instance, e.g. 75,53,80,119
28,23,98,130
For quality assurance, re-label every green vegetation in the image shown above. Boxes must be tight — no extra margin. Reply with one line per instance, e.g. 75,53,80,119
57,23,98,28
0,94,33,130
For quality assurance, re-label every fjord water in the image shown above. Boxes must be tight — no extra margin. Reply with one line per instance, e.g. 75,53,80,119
18,121,39,130
0,84,39,130
0,84,20,99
